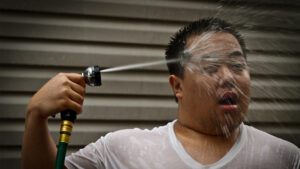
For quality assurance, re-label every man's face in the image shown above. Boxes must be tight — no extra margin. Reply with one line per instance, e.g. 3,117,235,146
178,32,251,136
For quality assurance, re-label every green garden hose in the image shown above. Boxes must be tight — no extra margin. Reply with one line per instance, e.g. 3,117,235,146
54,112,76,169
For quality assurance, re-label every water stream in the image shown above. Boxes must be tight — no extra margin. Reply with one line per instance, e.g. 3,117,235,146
100,58,179,73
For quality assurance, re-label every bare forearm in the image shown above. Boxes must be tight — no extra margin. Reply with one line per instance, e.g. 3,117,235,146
22,109,57,169
22,73,85,169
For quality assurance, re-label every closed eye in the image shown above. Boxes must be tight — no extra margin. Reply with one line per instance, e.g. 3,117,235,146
230,63,245,72
203,64,219,73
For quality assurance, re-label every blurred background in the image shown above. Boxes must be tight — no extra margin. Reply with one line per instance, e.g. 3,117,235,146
0,0,299,168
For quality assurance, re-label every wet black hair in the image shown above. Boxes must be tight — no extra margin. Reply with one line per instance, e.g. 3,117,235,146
165,17,247,79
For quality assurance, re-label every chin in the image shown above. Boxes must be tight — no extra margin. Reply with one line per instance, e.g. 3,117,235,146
213,110,245,137
216,121,242,137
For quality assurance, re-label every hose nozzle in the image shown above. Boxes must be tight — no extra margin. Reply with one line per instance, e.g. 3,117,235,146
82,66,102,86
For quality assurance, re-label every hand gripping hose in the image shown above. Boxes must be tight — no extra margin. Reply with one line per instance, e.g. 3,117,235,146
54,66,101,169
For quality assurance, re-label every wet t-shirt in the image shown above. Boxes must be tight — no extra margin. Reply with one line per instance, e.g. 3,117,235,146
65,120,300,169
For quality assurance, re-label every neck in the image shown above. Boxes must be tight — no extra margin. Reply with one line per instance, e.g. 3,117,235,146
175,120,240,144
173,120,241,165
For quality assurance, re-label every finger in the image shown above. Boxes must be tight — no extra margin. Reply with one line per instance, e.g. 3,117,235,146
68,99,82,114
68,80,86,97
67,88,84,105
61,98,82,114
65,73,86,87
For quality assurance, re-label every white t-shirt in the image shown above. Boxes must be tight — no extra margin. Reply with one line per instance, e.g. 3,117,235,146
65,120,300,169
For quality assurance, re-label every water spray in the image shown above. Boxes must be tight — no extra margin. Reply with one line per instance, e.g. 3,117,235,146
100,59,179,73
54,66,102,169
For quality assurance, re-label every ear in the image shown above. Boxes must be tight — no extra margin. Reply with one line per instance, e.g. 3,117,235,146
169,75,183,100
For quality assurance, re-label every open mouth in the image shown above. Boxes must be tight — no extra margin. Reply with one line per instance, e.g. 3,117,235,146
219,92,238,111
219,97,237,105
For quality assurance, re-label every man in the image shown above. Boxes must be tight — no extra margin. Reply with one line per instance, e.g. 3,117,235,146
22,18,300,169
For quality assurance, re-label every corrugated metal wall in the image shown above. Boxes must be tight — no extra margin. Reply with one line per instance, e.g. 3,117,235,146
0,0,299,168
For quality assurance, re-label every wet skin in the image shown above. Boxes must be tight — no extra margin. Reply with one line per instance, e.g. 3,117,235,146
169,32,251,164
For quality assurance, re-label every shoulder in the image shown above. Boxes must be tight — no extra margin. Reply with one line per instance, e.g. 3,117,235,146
102,123,170,147
109,123,168,138
95,123,171,158
243,125,300,168
245,125,300,153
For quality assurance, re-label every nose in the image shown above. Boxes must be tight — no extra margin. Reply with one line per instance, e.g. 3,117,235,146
217,65,235,88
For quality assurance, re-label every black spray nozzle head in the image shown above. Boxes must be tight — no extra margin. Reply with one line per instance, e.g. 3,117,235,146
82,66,102,86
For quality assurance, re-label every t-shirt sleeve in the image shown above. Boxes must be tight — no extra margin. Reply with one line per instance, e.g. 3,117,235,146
64,136,107,169
247,126,300,169
282,142,300,169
